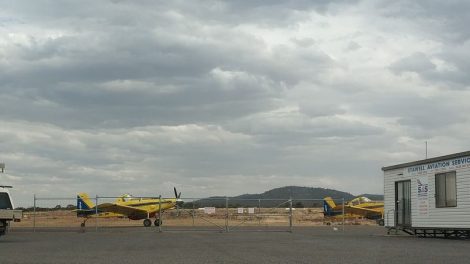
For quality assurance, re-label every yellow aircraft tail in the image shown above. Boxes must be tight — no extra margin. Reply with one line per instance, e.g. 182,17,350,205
77,193,95,210
323,197,339,216
324,197,336,209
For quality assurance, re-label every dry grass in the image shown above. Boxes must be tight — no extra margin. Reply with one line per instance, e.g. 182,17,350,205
11,208,377,228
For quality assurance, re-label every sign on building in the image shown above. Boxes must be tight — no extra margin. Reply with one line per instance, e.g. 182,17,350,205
417,176,429,216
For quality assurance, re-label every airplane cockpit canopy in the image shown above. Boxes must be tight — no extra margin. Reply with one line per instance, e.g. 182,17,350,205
121,194,133,202
350,196,372,206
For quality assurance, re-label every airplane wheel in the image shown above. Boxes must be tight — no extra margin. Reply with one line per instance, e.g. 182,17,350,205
154,219,161,226
143,219,152,227
378,219,385,226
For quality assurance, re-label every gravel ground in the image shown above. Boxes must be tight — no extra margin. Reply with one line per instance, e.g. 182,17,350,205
0,226,469,264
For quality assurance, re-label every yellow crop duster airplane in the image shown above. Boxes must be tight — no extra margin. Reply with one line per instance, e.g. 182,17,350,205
76,188,183,227
323,196,384,224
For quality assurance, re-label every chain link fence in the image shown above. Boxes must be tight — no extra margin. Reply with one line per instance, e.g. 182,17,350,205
11,195,352,233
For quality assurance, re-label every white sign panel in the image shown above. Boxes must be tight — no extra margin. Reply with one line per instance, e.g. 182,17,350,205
204,207,216,214
417,176,429,216
248,208,255,214
237,208,244,214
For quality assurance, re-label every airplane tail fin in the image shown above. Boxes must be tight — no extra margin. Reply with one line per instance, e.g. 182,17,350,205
323,197,337,216
76,193,95,217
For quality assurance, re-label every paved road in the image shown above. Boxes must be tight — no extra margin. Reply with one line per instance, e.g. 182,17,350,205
0,226,469,264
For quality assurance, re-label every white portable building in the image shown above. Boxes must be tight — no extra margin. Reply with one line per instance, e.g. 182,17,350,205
382,151,470,238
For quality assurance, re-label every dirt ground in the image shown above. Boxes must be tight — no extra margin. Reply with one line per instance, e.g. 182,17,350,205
11,208,378,228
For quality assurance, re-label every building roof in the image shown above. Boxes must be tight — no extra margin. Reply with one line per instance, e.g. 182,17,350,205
382,150,470,171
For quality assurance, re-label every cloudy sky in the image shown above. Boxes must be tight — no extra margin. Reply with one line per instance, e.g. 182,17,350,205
1,0,469,206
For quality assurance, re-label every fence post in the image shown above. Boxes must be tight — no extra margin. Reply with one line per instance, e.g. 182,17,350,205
192,201,195,227
342,198,345,232
225,197,229,233
33,194,36,233
289,197,293,233
95,195,99,232
158,195,162,232
394,209,398,235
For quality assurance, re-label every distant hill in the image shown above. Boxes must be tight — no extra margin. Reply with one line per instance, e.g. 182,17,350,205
188,186,357,208
236,186,355,200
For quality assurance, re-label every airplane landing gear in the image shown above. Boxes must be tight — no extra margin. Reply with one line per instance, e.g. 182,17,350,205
143,219,152,227
154,219,161,226
80,218,89,227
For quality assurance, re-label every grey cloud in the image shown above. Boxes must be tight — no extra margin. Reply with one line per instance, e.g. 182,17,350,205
354,92,469,135
436,45,470,89
375,1,470,89
1,0,470,205
377,0,470,42
225,110,384,145
346,41,361,51
298,101,346,118
291,38,316,48
389,52,436,74
0,11,335,129
389,51,470,90
1,0,356,31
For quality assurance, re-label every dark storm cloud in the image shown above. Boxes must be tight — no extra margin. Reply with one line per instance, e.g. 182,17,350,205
0,0,336,129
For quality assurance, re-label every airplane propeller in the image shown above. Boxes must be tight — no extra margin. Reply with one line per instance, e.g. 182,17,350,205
174,187,183,216
174,187,180,199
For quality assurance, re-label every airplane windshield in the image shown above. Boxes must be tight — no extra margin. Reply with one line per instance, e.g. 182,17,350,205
122,194,132,202
0,192,13,209
351,197,372,206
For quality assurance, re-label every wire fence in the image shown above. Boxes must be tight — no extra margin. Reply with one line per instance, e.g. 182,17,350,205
10,195,363,233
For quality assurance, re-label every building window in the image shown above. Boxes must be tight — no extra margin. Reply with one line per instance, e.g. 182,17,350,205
435,171,457,208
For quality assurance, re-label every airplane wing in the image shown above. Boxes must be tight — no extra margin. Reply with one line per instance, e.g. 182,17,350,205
347,205,383,217
97,203,149,219
349,206,381,213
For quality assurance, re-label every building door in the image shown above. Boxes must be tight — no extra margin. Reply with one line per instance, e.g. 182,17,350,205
395,180,411,227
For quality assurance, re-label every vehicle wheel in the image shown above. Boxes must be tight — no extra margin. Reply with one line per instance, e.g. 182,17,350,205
80,223,85,228
378,219,385,226
143,219,152,227
154,219,161,226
